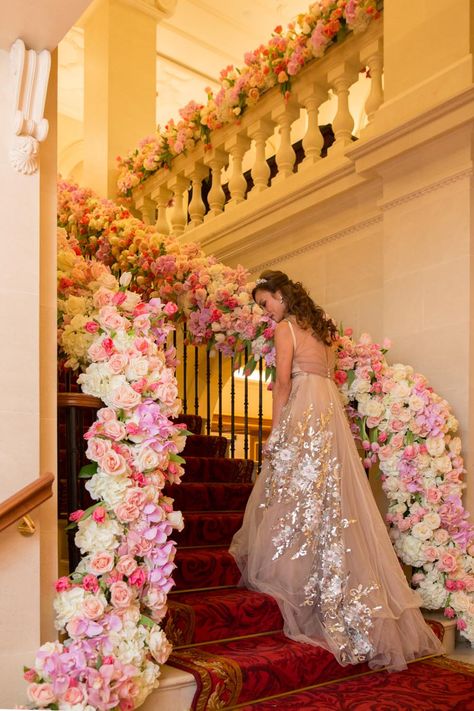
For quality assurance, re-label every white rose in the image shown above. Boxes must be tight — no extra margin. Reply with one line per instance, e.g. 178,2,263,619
426,436,446,457
450,591,471,613
423,512,441,530
411,522,433,541
134,445,166,472
391,381,411,400
365,400,385,418
448,437,462,456
125,356,149,381
148,627,172,664
167,510,184,531
434,454,452,474
408,395,425,412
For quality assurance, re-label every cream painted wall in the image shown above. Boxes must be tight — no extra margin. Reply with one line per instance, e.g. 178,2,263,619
0,47,59,706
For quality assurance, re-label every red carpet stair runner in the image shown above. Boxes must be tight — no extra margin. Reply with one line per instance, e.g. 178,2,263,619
164,418,456,711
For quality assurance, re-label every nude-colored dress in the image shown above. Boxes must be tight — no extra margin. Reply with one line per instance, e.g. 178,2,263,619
229,320,443,671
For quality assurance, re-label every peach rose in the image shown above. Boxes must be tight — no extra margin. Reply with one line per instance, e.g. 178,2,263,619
98,407,117,422
110,383,141,411
62,687,84,705
103,420,127,441
27,683,56,707
115,502,140,523
86,437,111,461
88,341,108,362
108,353,129,374
98,305,125,332
99,449,128,477
423,546,439,562
434,528,450,544
437,552,458,573
125,488,147,508
82,595,105,620
116,555,138,577
89,551,115,576
110,581,133,608
93,288,114,308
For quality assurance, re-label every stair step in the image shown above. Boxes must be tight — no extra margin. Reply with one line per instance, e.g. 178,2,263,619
173,546,241,590
168,631,368,708
172,414,202,435
175,511,244,546
167,482,253,511
166,588,283,646
182,456,254,483
182,434,228,458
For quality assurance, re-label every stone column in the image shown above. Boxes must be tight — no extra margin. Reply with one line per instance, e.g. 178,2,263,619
82,0,176,197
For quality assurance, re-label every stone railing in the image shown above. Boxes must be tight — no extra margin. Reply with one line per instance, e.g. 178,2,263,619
132,18,383,239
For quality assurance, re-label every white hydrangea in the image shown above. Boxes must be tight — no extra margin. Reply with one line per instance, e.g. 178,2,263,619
85,471,132,508
75,517,123,554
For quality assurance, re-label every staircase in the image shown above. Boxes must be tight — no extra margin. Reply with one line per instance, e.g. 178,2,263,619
151,416,445,710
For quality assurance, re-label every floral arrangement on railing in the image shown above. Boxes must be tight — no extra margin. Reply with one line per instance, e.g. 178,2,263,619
56,178,474,646
25,235,188,710
116,0,381,196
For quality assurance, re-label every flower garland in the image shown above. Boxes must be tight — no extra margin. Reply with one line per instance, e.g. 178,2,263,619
116,0,381,196
55,180,474,646
25,235,188,710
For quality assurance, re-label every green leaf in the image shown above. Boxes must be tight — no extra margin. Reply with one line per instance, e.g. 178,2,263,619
169,452,185,464
78,462,98,479
347,370,356,387
140,614,155,629
176,428,193,437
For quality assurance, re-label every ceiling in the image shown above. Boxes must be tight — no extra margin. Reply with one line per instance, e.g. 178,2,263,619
58,0,307,125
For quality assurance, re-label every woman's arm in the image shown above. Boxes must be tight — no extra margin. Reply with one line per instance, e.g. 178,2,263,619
271,321,294,430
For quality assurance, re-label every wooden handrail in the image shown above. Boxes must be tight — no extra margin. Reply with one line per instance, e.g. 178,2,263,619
58,392,102,408
0,472,55,533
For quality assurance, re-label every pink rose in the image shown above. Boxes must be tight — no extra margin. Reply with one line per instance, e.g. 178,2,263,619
88,341,108,362
125,489,147,509
99,449,128,477
86,437,112,461
69,509,84,522
98,305,125,331
108,353,129,374
133,314,151,332
115,502,140,523
92,506,107,523
55,576,71,592
98,407,117,422
103,419,127,441
23,668,38,683
27,683,56,707
426,487,441,504
129,568,147,588
457,618,467,631
110,581,133,608
110,383,142,411
82,595,105,620
155,382,178,407
85,321,99,333
434,528,450,544
63,687,84,705
423,546,439,562
89,551,115,576
437,552,458,573
163,301,178,316
444,606,456,618
82,574,99,593
116,555,138,577
93,288,114,308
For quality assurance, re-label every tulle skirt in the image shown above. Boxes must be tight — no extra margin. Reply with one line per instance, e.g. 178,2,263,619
229,373,443,671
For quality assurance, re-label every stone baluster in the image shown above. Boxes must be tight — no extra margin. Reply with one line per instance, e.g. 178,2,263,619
247,118,275,197
137,196,156,225
361,38,384,124
186,163,208,228
225,134,251,206
153,185,171,235
328,62,359,154
271,99,300,182
296,81,328,167
204,148,228,219
168,175,189,235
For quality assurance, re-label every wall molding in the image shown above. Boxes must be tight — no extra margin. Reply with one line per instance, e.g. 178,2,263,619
379,167,473,212
249,214,383,275
9,38,51,175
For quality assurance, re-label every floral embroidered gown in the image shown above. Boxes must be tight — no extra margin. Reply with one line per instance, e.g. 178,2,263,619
229,320,443,671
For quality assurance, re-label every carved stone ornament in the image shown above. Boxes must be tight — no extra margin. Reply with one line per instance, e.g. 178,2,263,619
9,38,51,175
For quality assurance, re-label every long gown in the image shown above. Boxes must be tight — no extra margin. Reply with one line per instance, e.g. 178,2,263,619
229,319,443,671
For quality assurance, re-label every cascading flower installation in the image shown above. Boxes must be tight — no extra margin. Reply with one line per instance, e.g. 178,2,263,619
334,330,474,644
25,237,188,710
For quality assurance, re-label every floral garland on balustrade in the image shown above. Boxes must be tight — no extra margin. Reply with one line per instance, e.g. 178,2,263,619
24,232,189,710
56,179,474,646
116,0,381,196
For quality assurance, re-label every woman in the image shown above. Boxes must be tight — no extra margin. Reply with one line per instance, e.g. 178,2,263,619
229,270,443,671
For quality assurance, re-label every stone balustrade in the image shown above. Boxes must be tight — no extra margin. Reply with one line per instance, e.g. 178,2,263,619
132,19,383,238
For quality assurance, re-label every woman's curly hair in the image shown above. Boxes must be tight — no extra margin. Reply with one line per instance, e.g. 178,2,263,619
252,270,337,345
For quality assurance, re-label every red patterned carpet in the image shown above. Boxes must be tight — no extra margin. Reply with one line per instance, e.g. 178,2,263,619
165,418,462,710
